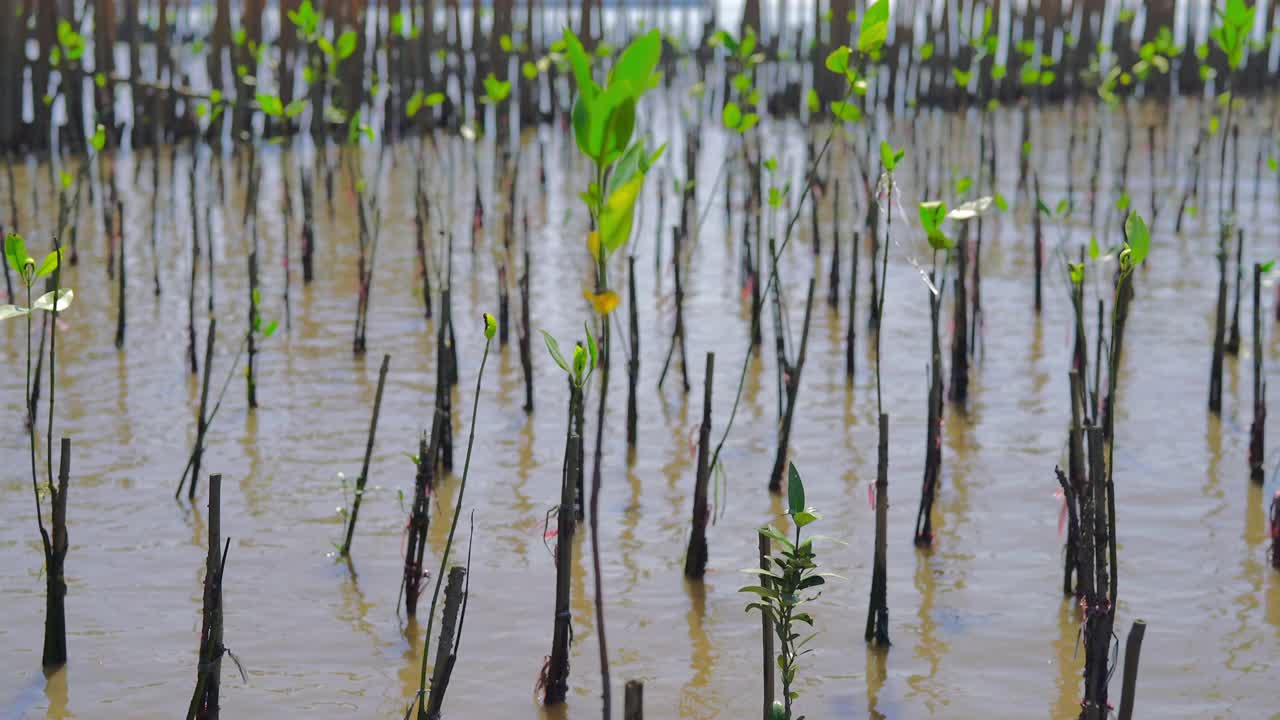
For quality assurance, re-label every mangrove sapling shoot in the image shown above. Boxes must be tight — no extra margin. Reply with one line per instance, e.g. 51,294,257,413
561,28,666,716
519,216,533,413
741,464,837,720
913,252,945,548
626,255,639,445
188,147,200,374
114,199,126,349
657,227,691,393
1033,173,1044,313
409,314,496,720
539,325,597,705
1209,223,1228,414
1225,228,1243,356
2,235,75,665
340,353,391,557
301,167,315,284
948,222,970,405
846,230,859,380
684,352,715,578
767,279,816,494
828,179,840,309
404,431,434,617
186,474,235,720
1250,261,1267,483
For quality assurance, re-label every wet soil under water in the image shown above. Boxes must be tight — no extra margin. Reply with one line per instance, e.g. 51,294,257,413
2,96,1279,718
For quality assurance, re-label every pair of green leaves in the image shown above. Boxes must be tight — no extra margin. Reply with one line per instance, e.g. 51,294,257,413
721,101,760,134
1,234,74,321
405,90,445,118
256,94,306,119
917,197,995,250
540,324,597,388
249,288,279,338
879,140,904,172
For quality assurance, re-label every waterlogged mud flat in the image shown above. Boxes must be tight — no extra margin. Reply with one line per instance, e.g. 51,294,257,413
3,94,1280,718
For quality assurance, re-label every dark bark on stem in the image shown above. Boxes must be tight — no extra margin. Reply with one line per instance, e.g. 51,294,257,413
41,438,70,668
1209,225,1228,414
405,431,435,616
341,354,391,556
1116,620,1147,720
758,534,774,718
1226,228,1243,355
768,279,816,493
626,256,639,446
914,275,943,547
181,320,216,500
1250,263,1265,483
684,352,715,578
948,228,969,405
186,474,227,720
519,226,533,413
846,230,858,380
865,413,890,646
544,381,582,705
424,566,467,719
114,200,126,349
828,180,841,308
623,680,643,720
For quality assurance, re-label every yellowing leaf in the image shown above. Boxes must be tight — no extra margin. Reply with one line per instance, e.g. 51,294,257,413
599,174,644,255
584,289,620,315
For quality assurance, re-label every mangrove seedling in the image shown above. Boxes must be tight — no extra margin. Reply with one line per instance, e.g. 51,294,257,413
741,463,837,720
408,313,496,720
539,323,597,705
2,233,75,668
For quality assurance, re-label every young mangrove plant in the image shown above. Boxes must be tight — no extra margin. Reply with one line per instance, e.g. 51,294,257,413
2,233,75,668
538,323,596,705
407,313,495,720
561,26,665,716
741,463,837,720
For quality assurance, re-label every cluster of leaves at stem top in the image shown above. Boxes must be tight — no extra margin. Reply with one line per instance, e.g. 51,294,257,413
561,26,665,311
541,323,598,389
2,235,75,319
740,464,839,720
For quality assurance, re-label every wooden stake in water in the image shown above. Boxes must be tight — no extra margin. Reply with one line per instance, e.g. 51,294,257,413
1250,262,1266,483
623,680,643,720
340,353,391,556
866,413,891,646
1116,619,1147,720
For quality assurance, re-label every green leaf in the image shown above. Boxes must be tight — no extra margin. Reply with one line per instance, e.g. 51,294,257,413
336,30,358,60
1261,261,1275,273
484,312,497,340
919,42,934,61
857,0,889,55
1123,211,1150,266
794,509,820,528
5,233,28,275
284,99,306,118
787,463,805,516
739,585,781,599
954,176,973,195
722,101,742,130
1089,235,1100,260
879,140,896,171
91,124,106,152
0,304,31,320
584,321,598,372
599,173,645,254
256,93,284,117
825,46,851,74
261,319,279,338
35,249,61,278
424,91,445,107
522,60,538,79
1116,192,1131,211
32,288,74,313
738,114,759,133
994,193,1008,212
1055,198,1070,216
572,343,587,378
1268,156,1277,173
805,88,820,113
608,29,662,90
758,524,795,551
830,101,862,123
540,330,571,373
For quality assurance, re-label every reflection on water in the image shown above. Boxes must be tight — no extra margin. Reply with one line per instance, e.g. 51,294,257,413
2,92,1280,718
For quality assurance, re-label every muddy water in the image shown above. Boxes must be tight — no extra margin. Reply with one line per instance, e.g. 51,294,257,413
3,95,1280,719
